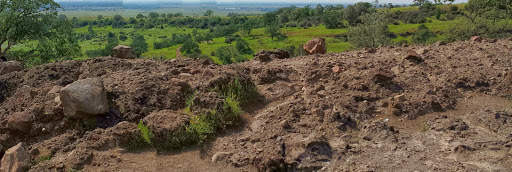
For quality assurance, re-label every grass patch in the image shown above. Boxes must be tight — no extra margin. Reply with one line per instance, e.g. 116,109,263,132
34,155,52,165
138,121,154,145
124,77,259,151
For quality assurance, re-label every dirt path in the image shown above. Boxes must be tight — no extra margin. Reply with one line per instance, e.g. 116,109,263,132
84,147,249,172
176,46,183,58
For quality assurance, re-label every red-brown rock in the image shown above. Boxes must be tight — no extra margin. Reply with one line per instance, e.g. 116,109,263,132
303,38,327,55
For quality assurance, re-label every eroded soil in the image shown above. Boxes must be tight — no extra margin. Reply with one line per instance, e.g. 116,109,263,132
1,38,512,171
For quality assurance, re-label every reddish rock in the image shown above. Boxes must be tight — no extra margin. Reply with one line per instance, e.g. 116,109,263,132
303,38,327,55
332,66,342,73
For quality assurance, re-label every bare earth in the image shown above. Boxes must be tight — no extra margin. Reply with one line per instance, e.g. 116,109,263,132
1,38,512,171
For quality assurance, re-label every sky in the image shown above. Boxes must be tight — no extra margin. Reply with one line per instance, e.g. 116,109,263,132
56,0,468,4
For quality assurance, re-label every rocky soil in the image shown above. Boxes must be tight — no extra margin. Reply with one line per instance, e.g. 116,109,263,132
1,38,512,172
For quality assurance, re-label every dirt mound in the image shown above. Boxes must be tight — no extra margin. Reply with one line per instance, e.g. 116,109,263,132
1,38,512,171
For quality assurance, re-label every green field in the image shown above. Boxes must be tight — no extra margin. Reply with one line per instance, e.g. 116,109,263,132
11,3,496,65
74,15,460,64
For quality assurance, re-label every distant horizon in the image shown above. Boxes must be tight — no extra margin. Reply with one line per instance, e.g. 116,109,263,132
55,0,468,5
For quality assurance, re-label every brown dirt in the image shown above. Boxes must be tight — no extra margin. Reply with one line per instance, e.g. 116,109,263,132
1,38,512,171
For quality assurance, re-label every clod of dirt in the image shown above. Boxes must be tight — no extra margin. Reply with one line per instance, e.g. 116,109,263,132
0,61,24,76
6,112,33,133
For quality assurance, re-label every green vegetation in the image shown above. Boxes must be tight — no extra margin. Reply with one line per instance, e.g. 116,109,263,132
35,155,53,165
124,78,259,151
138,121,154,145
349,11,392,48
1,0,81,67
3,0,512,67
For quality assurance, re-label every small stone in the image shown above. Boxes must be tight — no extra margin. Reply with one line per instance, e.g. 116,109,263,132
470,36,483,43
48,85,62,95
416,48,428,55
178,73,193,79
394,94,406,103
317,90,326,97
211,152,232,163
435,41,446,46
171,78,189,88
332,66,341,73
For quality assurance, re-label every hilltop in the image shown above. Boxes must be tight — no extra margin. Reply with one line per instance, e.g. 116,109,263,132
0,38,512,171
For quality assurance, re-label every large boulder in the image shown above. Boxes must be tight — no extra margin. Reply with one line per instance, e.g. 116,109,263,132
303,38,327,55
0,61,23,75
60,78,109,118
0,143,30,172
113,45,137,59
6,112,33,133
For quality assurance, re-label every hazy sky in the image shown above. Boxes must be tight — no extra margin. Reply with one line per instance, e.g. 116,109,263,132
56,0,468,4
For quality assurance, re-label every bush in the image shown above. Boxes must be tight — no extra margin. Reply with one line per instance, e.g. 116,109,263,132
235,38,253,55
215,46,244,64
412,24,435,44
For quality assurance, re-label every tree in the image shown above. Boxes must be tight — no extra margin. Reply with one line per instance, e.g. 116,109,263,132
97,15,104,20
235,38,253,55
204,10,214,17
0,0,82,61
215,46,244,64
241,19,256,36
136,13,145,19
113,15,124,22
323,11,343,29
412,24,435,44
181,39,201,54
263,13,281,40
130,35,148,57
88,25,95,36
348,12,392,48
265,24,281,41
315,4,324,16
149,12,159,19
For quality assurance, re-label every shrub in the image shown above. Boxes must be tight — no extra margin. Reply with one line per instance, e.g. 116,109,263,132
412,24,435,44
349,12,392,48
